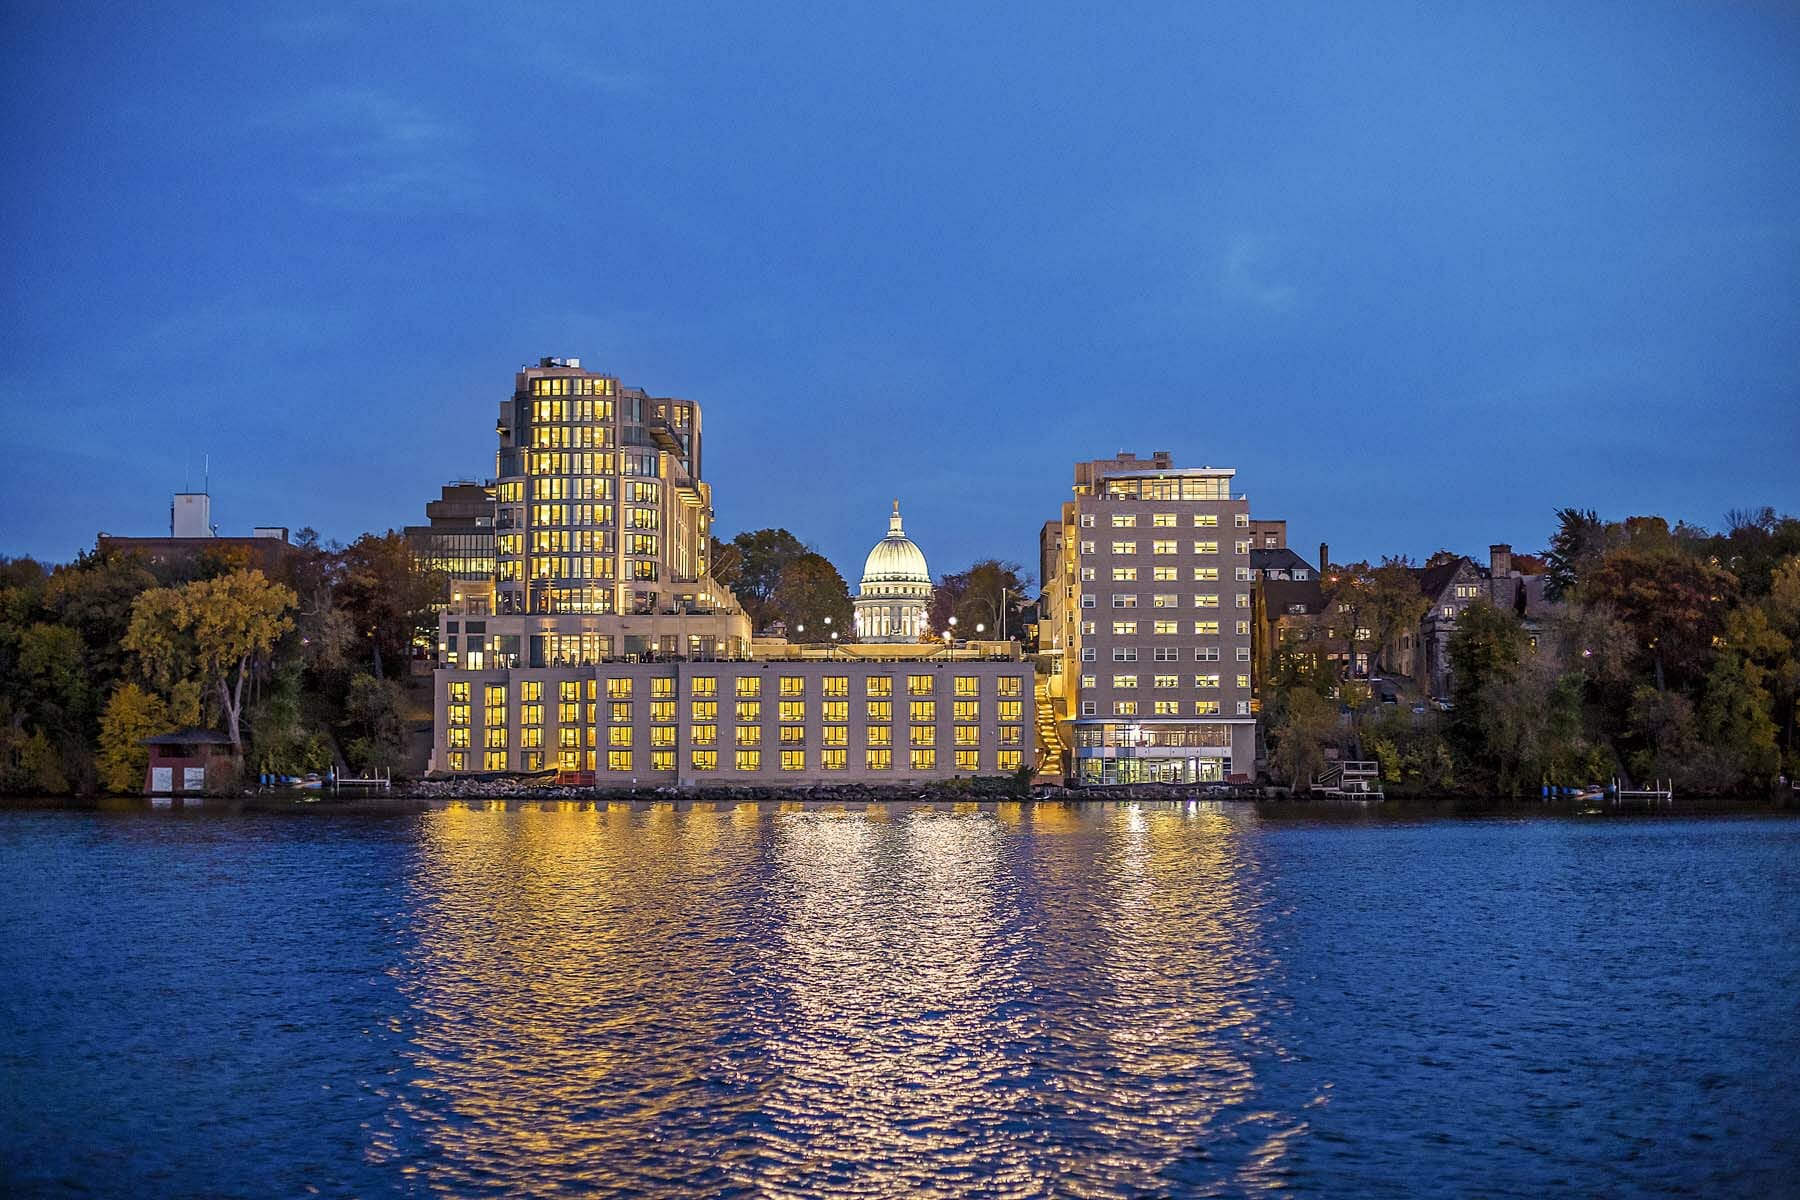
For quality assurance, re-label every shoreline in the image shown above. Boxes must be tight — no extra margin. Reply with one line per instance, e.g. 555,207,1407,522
3,788,1794,817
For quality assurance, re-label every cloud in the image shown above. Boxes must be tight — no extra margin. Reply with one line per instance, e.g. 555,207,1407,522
1218,232,1299,312
259,87,490,215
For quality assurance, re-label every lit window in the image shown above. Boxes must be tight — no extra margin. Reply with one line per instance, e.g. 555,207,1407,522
692,749,717,771
735,750,761,772
867,748,892,770
909,748,936,771
821,749,847,770
781,750,805,771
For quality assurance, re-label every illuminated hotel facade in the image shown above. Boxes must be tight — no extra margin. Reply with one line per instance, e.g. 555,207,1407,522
431,357,1032,784
1039,452,1257,785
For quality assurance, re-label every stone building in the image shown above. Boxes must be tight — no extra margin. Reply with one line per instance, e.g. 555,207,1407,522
853,501,932,643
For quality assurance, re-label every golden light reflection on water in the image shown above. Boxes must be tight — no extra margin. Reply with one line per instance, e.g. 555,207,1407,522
370,801,1308,1197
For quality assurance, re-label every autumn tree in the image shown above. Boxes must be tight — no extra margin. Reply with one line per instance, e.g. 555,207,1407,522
336,532,442,679
930,560,1032,640
1367,558,1428,673
96,683,171,793
1269,688,1336,788
1580,549,1737,691
722,528,808,630
124,569,297,755
770,553,854,639
1320,561,1378,678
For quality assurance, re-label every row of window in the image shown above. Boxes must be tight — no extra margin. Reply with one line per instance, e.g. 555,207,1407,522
1081,593,1251,609
1078,619,1249,636
1083,646,1251,661
1079,673,1252,690
1095,478,1237,501
448,723,1024,749
1080,700,1252,717
1081,540,1252,555
456,677,1002,702
528,376,616,397
448,698,1028,726
1080,511,1250,527
444,747,1027,774
1083,567,1255,582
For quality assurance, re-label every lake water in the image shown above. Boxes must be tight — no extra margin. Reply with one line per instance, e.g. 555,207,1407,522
2,800,1796,1198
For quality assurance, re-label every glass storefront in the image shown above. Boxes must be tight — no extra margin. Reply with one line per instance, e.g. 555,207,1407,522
1076,756,1226,785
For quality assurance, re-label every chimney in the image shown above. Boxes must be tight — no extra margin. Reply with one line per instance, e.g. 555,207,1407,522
1319,542,1330,576
1489,543,1513,579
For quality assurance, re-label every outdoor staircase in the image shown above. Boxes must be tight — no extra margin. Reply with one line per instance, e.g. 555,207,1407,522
1034,675,1066,772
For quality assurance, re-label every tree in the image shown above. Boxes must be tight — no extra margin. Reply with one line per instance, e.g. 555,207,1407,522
96,683,170,793
1269,688,1336,788
1320,561,1378,678
1581,549,1737,691
930,560,1032,640
1367,558,1428,673
770,553,854,639
336,532,441,679
1544,508,1607,601
1445,601,1528,763
124,569,297,755
724,528,808,630
42,549,159,691
343,674,407,775
1697,606,1787,788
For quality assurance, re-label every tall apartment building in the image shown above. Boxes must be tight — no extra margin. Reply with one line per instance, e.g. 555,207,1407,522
1040,452,1257,785
431,357,1032,784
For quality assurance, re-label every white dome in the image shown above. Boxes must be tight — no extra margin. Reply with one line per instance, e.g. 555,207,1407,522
859,502,930,589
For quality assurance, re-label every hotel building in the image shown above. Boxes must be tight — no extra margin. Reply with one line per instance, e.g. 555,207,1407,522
430,357,1032,785
1039,452,1257,785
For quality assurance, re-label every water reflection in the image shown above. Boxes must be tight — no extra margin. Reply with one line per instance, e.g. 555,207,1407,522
757,808,1035,1195
377,802,772,1196
371,801,1305,1197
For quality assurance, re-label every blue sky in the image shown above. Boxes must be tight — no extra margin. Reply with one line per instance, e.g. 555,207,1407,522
3,2,1797,583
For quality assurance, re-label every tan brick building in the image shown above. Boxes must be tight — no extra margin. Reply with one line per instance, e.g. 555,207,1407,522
1040,452,1258,785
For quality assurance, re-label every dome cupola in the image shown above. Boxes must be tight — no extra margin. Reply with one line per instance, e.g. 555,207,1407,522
854,500,933,643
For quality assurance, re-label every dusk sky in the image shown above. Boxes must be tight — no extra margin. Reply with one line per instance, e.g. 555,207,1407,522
4,2,1796,581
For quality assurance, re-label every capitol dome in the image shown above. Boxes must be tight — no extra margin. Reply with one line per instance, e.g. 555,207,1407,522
862,507,931,585
855,501,933,643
